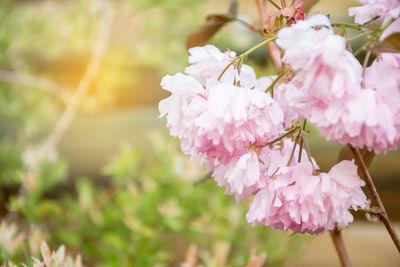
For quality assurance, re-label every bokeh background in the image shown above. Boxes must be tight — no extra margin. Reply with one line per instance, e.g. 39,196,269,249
0,0,399,266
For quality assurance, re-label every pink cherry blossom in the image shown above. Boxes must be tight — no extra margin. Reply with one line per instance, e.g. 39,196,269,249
308,53,400,153
274,82,304,128
349,0,400,25
276,14,363,100
159,72,284,167
313,89,398,153
212,151,266,202
275,15,400,152
159,73,207,138
185,45,257,89
212,138,313,202
194,80,284,165
246,160,367,234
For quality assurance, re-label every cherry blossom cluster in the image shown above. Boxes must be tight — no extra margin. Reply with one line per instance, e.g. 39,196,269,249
159,0,400,234
276,14,400,153
349,0,400,40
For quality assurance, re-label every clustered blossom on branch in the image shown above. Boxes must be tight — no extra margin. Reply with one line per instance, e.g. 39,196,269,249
159,0,400,234
349,0,400,40
276,14,400,153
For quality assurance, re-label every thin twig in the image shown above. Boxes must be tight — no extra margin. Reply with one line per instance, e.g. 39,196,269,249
297,119,306,162
347,30,375,42
266,126,300,146
330,228,352,267
286,130,300,166
349,144,400,252
363,50,372,70
218,36,277,81
193,171,213,186
331,23,361,30
0,70,70,103
264,69,288,97
40,0,113,157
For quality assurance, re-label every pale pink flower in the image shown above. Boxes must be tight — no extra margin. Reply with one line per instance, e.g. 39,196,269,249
159,73,284,166
193,80,284,165
349,0,400,25
276,14,363,100
274,82,304,128
246,160,367,234
185,45,257,89
212,151,267,202
255,76,302,128
310,53,400,152
159,73,207,138
313,89,398,153
275,15,400,152
212,139,313,201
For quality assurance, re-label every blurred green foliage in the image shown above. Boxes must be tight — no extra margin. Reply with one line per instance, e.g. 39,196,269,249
1,133,303,266
0,0,304,266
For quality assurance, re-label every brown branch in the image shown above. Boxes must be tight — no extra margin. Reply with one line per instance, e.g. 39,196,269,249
255,0,267,32
348,144,400,252
40,0,113,158
0,70,70,103
330,228,352,267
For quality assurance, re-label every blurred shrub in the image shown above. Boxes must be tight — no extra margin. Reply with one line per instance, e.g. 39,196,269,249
1,133,304,266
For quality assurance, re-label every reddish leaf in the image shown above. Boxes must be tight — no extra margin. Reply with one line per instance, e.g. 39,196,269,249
375,33,400,53
186,14,234,50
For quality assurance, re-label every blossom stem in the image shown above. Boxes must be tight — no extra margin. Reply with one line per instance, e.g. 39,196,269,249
241,36,277,58
330,228,352,267
348,145,400,252
347,30,375,42
266,126,300,146
380,18,395,33
217,36,277,81
265,69,288,97
352,41,371,57
363,50,372,70
331,23,362,30
297,119,307,162
217,58,238,81
286,129,301,166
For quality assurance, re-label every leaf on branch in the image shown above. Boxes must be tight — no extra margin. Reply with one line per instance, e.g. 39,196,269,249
303,0,320,12
375,33,400,53
186,14,234,50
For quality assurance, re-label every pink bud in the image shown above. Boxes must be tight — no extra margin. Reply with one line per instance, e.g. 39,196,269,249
294,11,306,21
